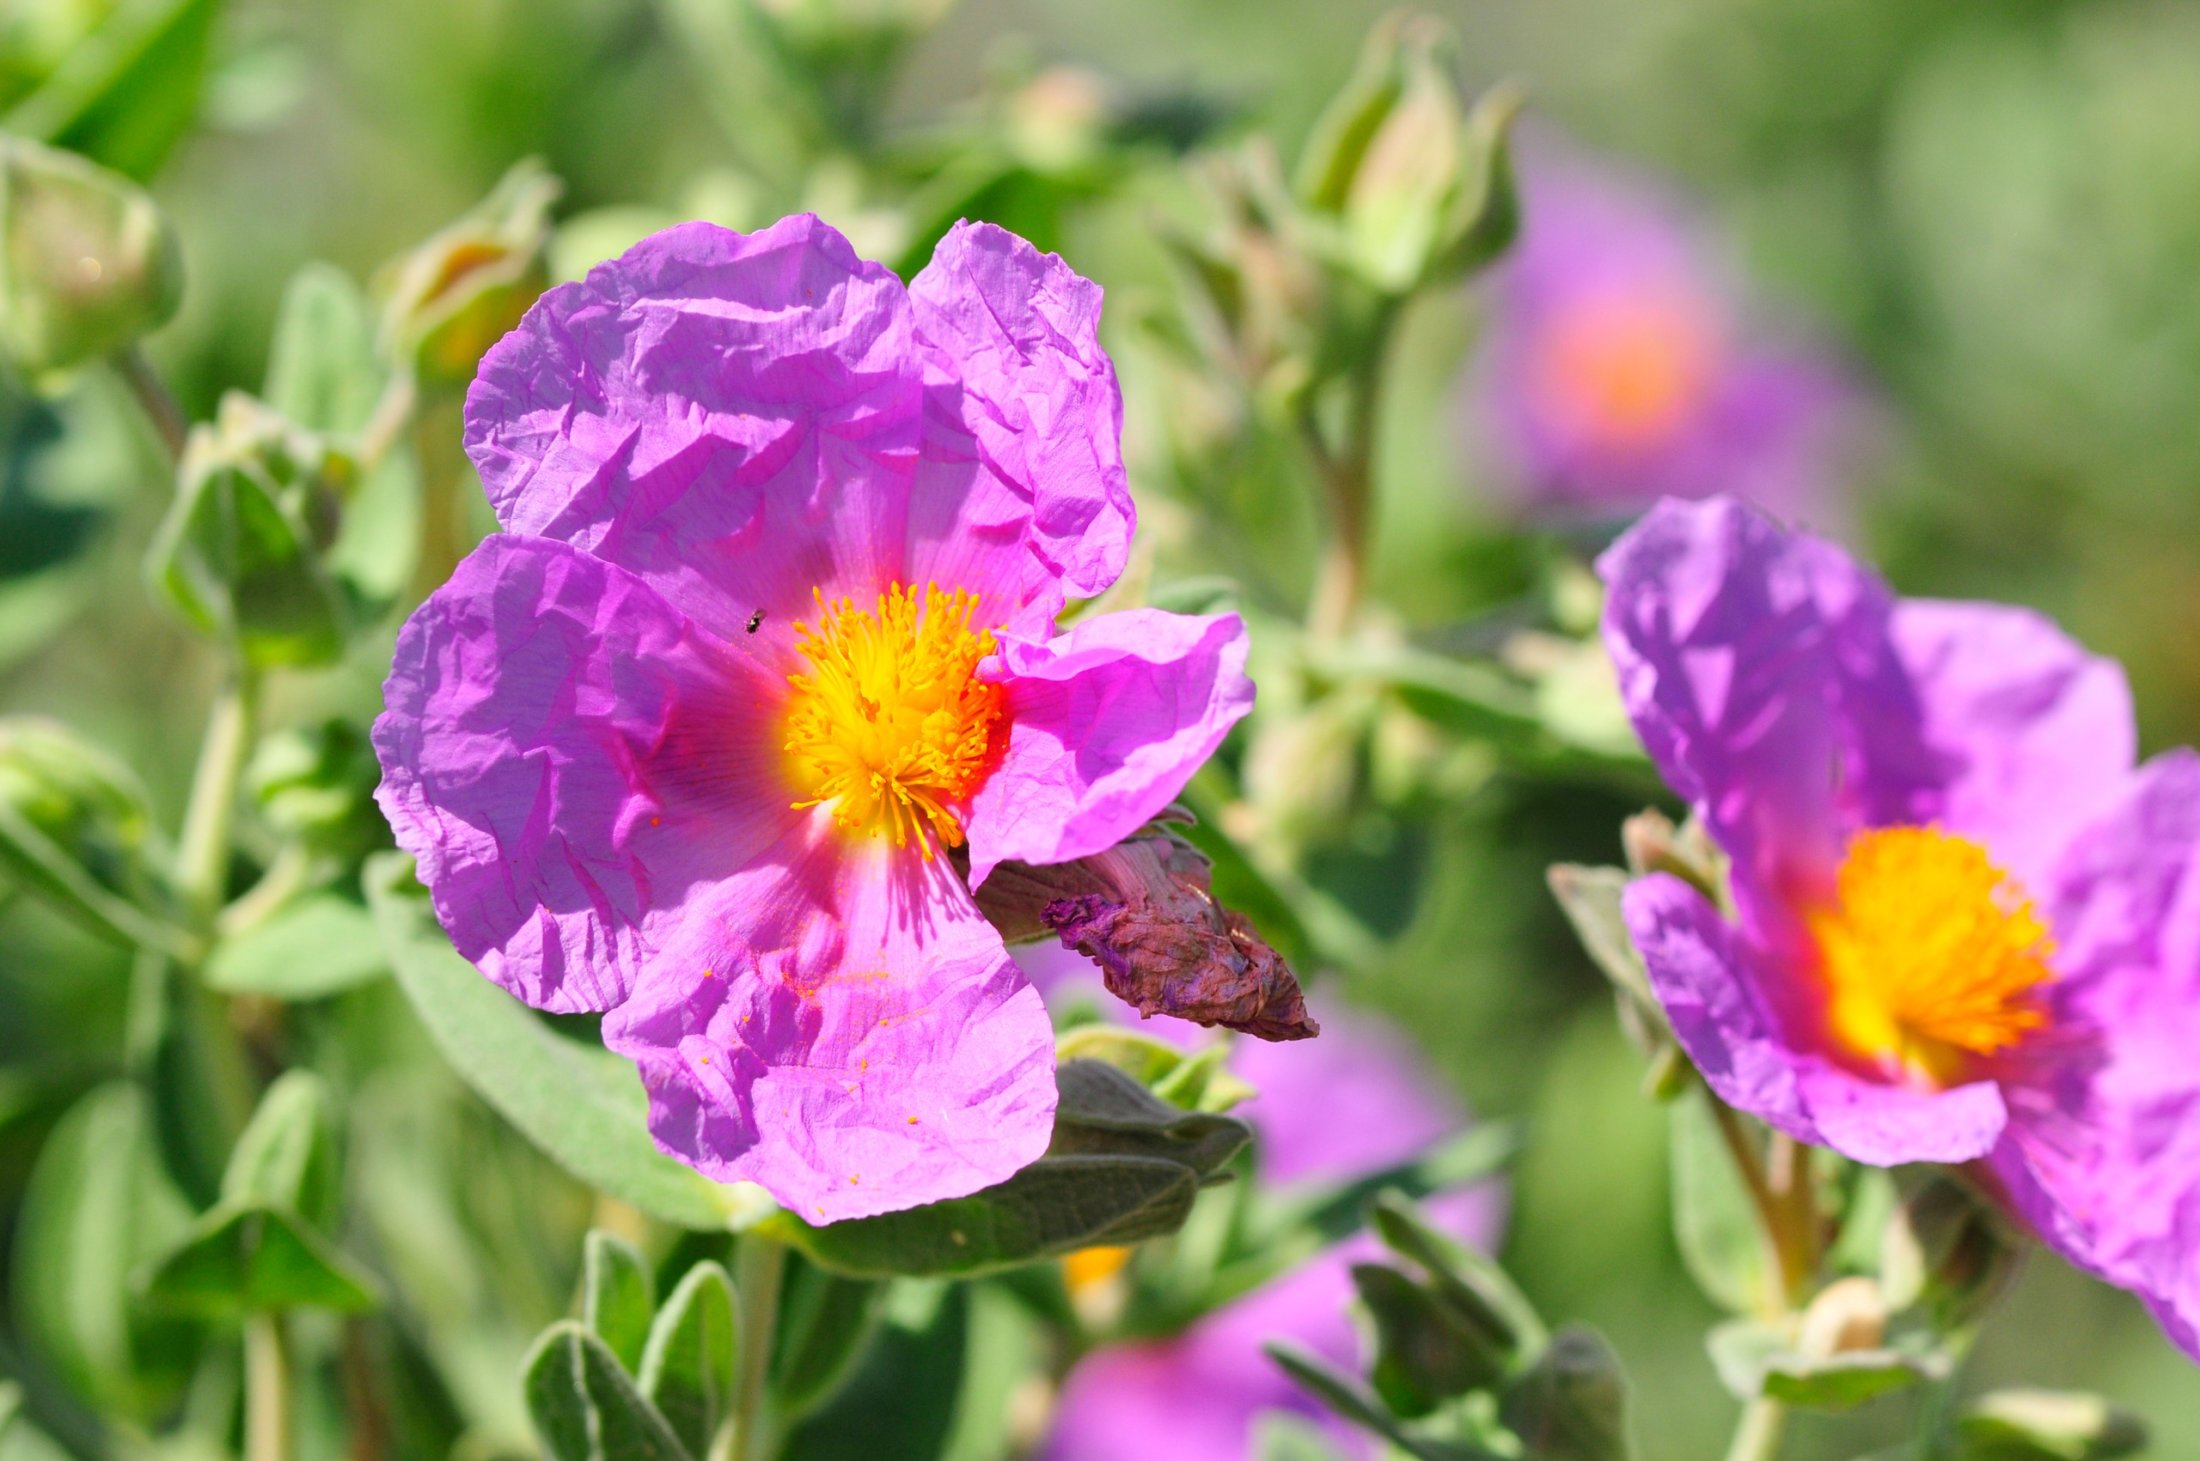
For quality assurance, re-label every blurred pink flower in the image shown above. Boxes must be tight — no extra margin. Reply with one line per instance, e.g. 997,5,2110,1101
1470,143,1868,525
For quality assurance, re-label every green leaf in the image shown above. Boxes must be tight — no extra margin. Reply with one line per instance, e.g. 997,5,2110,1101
776,1281,967,1461
522,1320,695,1461
774,1154,1198,1279
1705,1319,1946,1412
1369,1189,1545,1362
1052,1024,1253,1112
1668,1092,1778,1315
773,1061,1252,1278
1760,1349,1937,1411
1266,1341,1502,1461
1951,1389,2147,1460
581,1230,655,1373
637,1261,738,1460
0,1380,74,1461
1352,1261,1508,1416
770,1257,882,1421
1498,1325,1633,1461
366,851,775,1233
262,263,382,435
220,1069,337,1225
11,1083,197,1418
1,0,223,179
204,893,388,1000
137,1201,380,1317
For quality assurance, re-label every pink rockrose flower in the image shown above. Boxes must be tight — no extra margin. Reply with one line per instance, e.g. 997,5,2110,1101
372,215,1254,1222
1602,494,2200,1358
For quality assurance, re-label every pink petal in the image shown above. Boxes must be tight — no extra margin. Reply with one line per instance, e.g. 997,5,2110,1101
908,220,1133,630
463,215,922,650
964,608,1253,886
1889,599,2135,889
374,535,796,1012
1623,873,2006,1165
605,836,1058,1221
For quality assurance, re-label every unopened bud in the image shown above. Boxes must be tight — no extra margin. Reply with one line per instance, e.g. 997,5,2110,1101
973,825,1318,1041
1880,1175,2021,1327
1796,1276,1887,1359
1294,15,1520,294
246,719,387,860
0,717,174,944
149,393,354,666
0,135,182,381
378,159,559,389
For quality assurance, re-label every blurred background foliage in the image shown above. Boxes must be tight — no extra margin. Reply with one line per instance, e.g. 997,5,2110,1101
4,0,2200,1458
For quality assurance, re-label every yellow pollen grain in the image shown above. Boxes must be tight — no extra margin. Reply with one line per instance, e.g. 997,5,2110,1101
1809,826,2054,1082
781,583,1006,857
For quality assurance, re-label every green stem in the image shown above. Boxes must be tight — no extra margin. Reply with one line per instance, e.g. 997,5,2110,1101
725,1235,788,1461
176,670,257,927
245,1312,294,1461
355,370,418,474
114,345,188,462
1302,298,1401,642
1703,1096,1803,1309
1724,1395,1787,1461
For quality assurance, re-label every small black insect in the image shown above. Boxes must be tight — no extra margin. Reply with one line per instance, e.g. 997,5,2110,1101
745,609,766,634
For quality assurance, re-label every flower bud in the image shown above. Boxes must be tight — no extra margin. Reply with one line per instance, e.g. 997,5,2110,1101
1879,1174,2021,1327
1293,14,1521,295
0,717,177,946
1795,1276,1887,1359
972,824,1318,1041
148,393,354,666
377,159,559,390
0,134,182,382
245,719,387,862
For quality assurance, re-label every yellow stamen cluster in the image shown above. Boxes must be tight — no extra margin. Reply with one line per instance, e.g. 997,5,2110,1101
1809,826,2055,1083
782,583,1005,855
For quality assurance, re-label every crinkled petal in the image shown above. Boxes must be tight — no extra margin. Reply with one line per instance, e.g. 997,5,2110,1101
604,837,1057,1221
908,220,1133,632
1624,873,2006,1164
1992,751,2200,1359
373,535,793,1012
963,608,1252,886
463,215,921,647
1888,600,2135,889
1601,497,2013,944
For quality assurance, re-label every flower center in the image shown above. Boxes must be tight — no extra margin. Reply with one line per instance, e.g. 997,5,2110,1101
782,583,1006,855
1535,288,1716,450
1807,826,2054,1083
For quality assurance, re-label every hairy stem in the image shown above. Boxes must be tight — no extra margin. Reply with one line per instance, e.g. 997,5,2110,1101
245,1313,294,1461
1724,1395,1787,1461
115,345,188,462
1302,299,1401,642
725,1235,788,1461
176,671,258,926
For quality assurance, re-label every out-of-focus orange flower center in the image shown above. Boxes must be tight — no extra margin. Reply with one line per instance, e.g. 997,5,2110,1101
782,583,1005,856
1808,826,2054,1084
1535,289,1716,450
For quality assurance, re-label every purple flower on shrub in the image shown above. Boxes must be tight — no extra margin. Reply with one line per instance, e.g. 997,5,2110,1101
1602,494,2200,1358
1040,1001,1506,1460
1470,147,1861,522
372,215,1254,1222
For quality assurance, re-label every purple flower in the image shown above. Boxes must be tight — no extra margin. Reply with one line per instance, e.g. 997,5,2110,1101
1602,494,2200,1358
372,216,1254,1222
1040,1001,1506,1461
1470,144,1863,523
